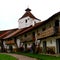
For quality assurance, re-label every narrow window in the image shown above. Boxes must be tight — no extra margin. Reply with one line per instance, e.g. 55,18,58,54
24,34,27,37
25,19,27,23
32,32,35,36
55,20,59,27
42,27,46,31
50,40,52,44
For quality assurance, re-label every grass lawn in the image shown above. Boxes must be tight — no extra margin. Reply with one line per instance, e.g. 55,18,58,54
0,54,17,60
14,52,60,60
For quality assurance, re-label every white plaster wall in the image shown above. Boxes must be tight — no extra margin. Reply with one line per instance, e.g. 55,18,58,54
13,45,16,49
27,44,32,48
47,38,56,47
40,41,43,47
16,39,20,48
18,16,33,29
40,38,57,53
40,38,56,47
47,38,56,53
34,19,40,23
6,45,9,49
3,41,7,48
18,16,40,29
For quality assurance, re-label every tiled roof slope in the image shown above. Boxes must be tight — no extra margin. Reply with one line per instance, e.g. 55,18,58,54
3,27,31,39
0,11,60,40
19,8,40,20
3,29,21,39
0,28,18,39
16,12,60,36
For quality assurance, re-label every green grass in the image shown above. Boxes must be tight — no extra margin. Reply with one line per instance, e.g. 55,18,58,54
14,52,60,60
0,54,17,60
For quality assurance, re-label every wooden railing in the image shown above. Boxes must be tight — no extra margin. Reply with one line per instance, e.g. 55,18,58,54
55,27,60,35
6,40,15,45
37,27,55,39
59,27,60,33
21,35,33,42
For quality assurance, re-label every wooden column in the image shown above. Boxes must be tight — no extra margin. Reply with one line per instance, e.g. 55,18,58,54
14,37,18,51
24,42,27,52
1,40,4,52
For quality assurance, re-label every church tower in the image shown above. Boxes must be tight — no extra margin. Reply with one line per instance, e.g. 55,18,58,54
18,8,40,29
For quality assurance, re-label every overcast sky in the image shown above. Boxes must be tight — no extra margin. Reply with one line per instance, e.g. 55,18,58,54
0,0,60,30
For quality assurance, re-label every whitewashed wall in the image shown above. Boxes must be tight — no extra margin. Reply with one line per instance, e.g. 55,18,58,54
3,41,7,48
18,16,33,29
40,37,57,53
47,38,56,53
46,38,56,47
18,16,40,29
16,39,20,48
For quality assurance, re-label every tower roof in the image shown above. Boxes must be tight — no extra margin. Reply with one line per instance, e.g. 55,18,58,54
19,8,40,20
25,8,31,11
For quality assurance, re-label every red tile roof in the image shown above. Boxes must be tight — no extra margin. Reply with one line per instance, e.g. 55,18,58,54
15,22,43,36
0,11,60,40
3,27,31,39
3,29,21,39
0,28,18,39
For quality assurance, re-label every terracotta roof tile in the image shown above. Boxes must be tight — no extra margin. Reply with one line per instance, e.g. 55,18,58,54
0,28,18,39
3,27,30,39
3,29,21,39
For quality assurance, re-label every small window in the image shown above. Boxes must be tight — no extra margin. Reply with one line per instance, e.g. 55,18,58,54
50,40,52,44
55,20,59,27
24,34,27,37
37,30,40,35
49,25,51,28
34,21,36,24
28,18,29,20
25,19,27,23
32,32,35,36
42,27,46,31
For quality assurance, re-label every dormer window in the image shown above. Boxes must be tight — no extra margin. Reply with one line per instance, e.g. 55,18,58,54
25,19,27,23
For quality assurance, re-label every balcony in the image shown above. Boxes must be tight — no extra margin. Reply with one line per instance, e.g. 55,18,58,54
21,35,33,42
55,27,60,35
6,40,15,45
37,27,55,39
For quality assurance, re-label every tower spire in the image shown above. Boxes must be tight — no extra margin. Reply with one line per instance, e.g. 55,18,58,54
25,8,31,11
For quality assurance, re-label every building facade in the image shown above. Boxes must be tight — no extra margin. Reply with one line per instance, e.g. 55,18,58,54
0,8,60,54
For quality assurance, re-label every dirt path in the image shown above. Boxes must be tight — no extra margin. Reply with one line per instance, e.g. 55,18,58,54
2,53,37,60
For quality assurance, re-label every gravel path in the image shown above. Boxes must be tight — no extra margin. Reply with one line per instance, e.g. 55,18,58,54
2,53,37,60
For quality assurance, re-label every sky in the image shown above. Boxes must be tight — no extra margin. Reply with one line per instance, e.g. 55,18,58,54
0,0,60,30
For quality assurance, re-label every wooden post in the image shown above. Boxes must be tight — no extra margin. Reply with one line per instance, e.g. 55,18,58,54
1,40,4,52
14,37,18,52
